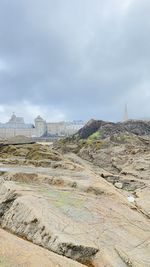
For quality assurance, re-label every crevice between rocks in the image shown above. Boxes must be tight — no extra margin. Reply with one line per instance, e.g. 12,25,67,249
57,242,98,266
0,191,18,222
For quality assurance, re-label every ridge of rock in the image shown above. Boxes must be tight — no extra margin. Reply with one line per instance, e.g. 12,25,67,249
76,119,150,139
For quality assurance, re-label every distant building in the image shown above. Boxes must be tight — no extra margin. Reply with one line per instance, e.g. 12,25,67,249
0,113,85,139
34,115,47,137
3,113,34,129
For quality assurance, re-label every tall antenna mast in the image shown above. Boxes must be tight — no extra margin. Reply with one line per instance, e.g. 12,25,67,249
123,104,128,122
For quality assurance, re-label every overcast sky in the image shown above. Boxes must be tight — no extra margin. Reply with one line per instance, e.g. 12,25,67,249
0,0,150,123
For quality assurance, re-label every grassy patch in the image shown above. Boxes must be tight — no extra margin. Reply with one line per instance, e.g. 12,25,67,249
111,133,139,144
88,131,102,140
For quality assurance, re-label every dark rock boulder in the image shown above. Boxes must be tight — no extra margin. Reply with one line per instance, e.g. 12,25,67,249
77,119,113,139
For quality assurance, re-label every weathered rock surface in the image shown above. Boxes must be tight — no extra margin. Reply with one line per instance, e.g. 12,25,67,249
0,143,83,171
0,135,34,146
78,139,150,191
0,160,150,266
0,140,150,266
135,188,150,218
0,228,84,267
0,181,99,265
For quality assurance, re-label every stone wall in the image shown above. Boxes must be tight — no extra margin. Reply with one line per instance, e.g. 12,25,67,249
47,122,66,135
0,128,37,139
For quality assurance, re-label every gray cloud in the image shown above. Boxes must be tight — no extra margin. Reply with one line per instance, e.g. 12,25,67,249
0,0,150,122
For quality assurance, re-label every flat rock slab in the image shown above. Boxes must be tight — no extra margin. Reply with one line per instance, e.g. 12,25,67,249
0,147,150,267
0,228,84,267
0,180,150,266
135,188,150,217
0,181,98,265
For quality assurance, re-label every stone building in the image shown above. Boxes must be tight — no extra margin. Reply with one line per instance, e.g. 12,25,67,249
34,116,47,137
47,120,84,137
0,113,84,139
47,122,66,136
0,113,35,139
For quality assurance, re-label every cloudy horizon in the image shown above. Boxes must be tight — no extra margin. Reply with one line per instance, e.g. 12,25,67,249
0,0,150,123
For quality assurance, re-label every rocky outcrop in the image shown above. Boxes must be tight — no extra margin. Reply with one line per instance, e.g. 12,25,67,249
0,135,34,146
0,181,98,265
0,163,150,266
0,143,82,170
0,139,150,266
77,119,109,139
76,119,150,139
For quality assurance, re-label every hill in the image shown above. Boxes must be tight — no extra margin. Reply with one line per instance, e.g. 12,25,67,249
76,119,150,139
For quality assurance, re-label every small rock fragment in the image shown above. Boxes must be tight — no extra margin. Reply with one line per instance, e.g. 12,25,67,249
127,196,135,203
114,182,123,189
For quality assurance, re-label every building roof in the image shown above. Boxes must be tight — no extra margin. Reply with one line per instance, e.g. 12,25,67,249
35,115,44,121
8,113,25,124
0,113,34,129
